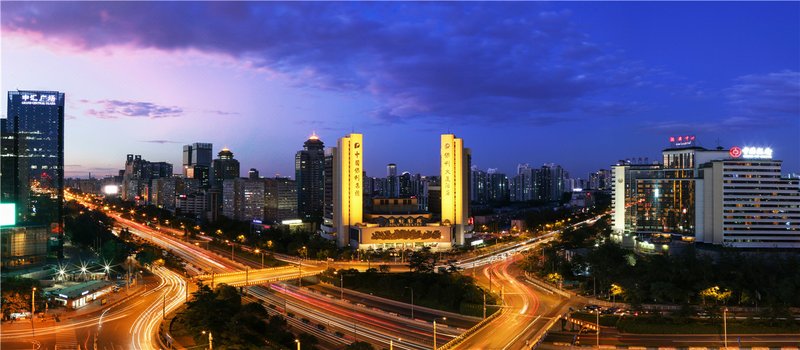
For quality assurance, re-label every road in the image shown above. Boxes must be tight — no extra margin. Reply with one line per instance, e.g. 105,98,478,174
0,269,185,350
452,255,573,350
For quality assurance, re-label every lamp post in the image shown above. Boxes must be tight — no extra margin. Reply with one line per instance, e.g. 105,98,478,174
255,249,264,268
433,317,446,350
31,287,36,331
294,339,300,350
202,331,213,350
390,338,401,350
405,286,414,319
596,308,600,347
335,272,344,300
723,307,728,349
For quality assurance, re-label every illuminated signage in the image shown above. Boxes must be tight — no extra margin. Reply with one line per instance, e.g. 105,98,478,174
281,219,303,225
731,146,772,159
81,290,89,296
741,146,772,159
102,185,119,195
0,203,15,226
668,135,696,147
338,133,363,229
441,134,463,226
470,239,484,246
20,93,57,106
729,146,742,158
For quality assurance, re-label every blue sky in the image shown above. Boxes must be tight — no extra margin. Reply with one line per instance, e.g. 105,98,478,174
2,2,798,179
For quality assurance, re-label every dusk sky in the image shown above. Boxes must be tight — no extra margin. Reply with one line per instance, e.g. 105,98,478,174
2,2,798,179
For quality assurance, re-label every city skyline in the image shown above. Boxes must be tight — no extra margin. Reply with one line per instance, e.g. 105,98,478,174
2,2,798,178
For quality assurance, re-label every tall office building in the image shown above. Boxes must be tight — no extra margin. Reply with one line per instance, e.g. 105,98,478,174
265,176,298,221
333,133,364,247
1,90,65,267
212,148,240,188
295,134,325,223
183,142,212,189
441,134,470,245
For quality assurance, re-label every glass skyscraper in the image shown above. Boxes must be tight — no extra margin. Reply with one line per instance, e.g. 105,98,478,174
1,90,65,267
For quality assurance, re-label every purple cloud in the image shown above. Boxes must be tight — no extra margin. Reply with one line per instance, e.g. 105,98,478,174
140,140,181,144
85,100,183,119
1,2,648,125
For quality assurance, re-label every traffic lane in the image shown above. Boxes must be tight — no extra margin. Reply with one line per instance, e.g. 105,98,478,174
247,286,427,350
276,284,461,343
305,283,480,329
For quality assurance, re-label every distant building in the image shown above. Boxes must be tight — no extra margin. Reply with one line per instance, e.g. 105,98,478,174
385,163,399,197
295,134,325,223
1,90,65,267
248,168,260,179
212,148,240,188
265,176,297,222
183,142,212,189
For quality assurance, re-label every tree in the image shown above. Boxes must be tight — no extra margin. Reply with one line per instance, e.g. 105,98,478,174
408,247,435,273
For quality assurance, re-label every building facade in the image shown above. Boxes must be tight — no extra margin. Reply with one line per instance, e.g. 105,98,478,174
295,134,325,223
697,158,800,248
1,90,65,267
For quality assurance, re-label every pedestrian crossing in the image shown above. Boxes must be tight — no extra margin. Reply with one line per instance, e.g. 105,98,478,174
54,327,78,350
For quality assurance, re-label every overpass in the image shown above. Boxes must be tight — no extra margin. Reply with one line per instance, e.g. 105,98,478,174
195,265,326,288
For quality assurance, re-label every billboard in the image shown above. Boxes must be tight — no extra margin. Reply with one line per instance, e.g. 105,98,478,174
0,203,16,226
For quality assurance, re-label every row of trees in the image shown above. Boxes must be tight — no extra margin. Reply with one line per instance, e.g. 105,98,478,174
522,218,800,310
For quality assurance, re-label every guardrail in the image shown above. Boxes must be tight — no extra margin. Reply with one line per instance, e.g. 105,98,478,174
437,307,503,350
528,313,562,349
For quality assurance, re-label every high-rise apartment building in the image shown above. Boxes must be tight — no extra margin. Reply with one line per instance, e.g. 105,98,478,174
385,163,399,197
1,90,65,267
295,134,325,223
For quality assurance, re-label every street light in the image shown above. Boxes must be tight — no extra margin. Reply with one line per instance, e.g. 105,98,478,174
433,317,446,350
334,271,344,300
31,287,36,331
405,286,414,319
723,307,728,349
294,339,300,350
202,330,213,350
255,249,264,268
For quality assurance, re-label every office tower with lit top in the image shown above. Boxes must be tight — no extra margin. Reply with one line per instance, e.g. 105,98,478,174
1,90,65,267
295,133,325,224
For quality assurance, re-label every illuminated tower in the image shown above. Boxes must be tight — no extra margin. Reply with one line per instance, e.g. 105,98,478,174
334,133,363,247
441,134,470,245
